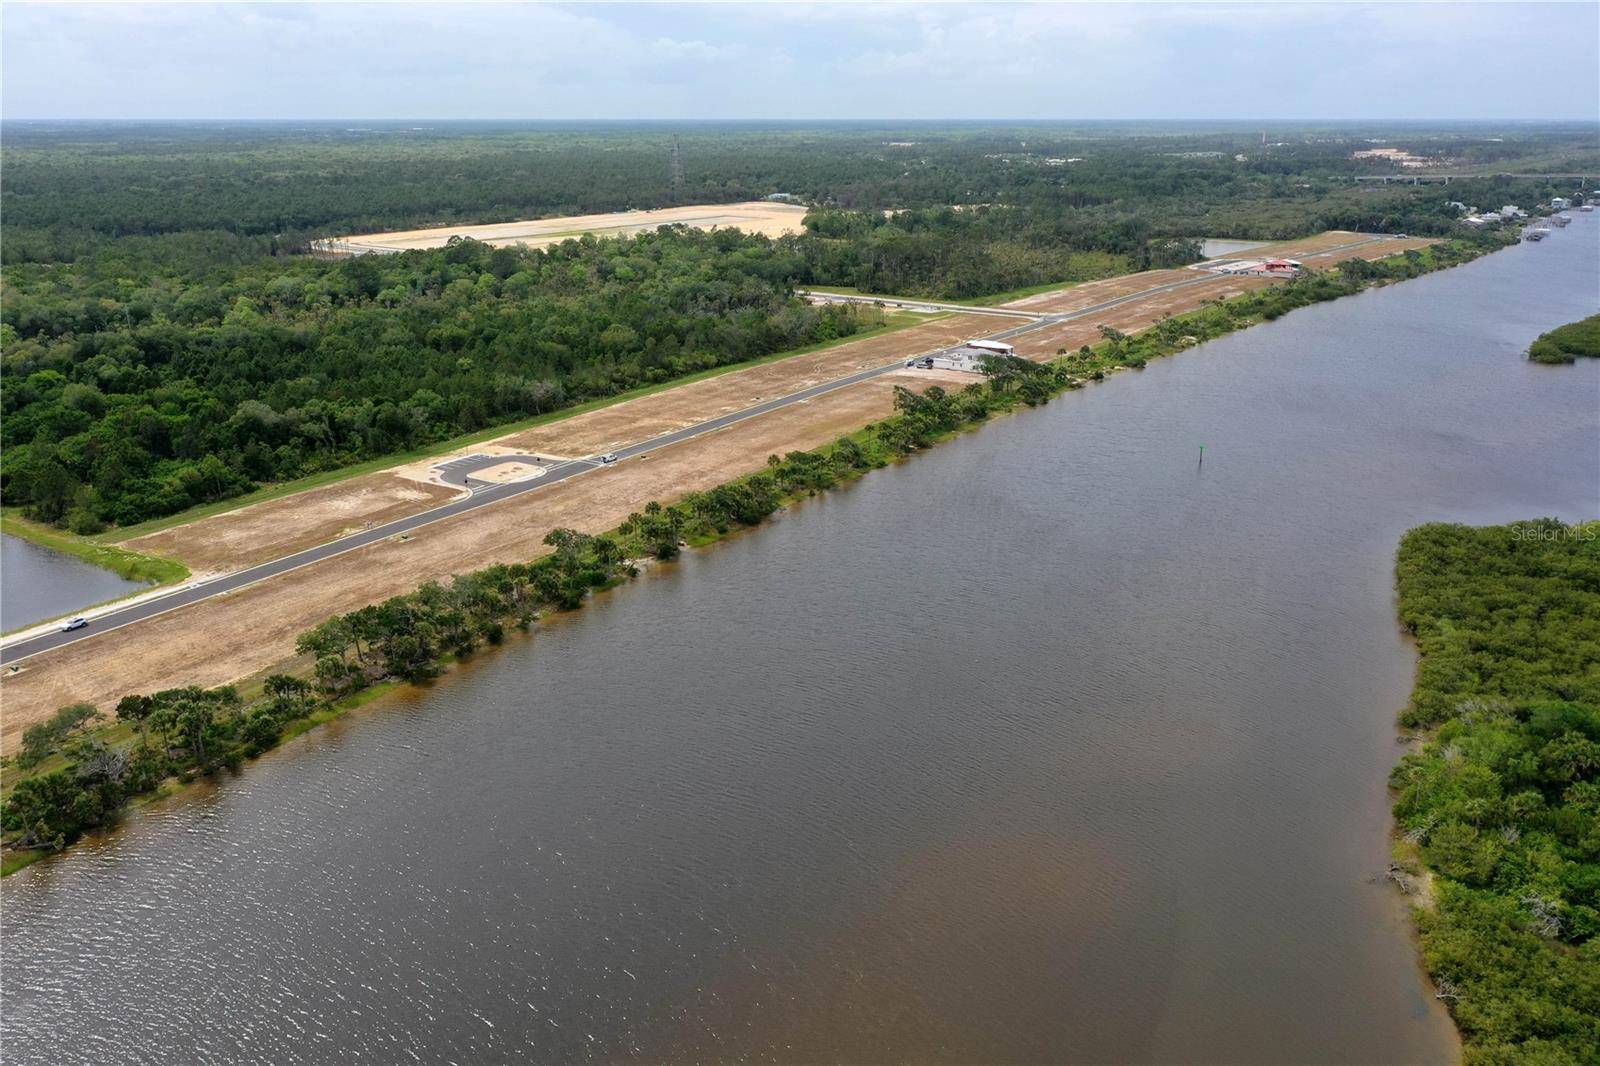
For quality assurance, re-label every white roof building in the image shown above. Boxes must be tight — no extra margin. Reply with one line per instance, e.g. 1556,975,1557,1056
963,339,1016,357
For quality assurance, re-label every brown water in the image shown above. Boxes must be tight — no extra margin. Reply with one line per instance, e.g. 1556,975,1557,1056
3,219,1597,1064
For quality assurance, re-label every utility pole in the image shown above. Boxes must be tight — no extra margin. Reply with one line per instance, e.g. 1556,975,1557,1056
670,134,684,202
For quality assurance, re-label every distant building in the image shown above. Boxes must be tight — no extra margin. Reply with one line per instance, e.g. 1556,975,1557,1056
1500,205,1527,218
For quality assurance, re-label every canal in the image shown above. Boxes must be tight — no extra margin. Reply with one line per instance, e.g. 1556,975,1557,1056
2,218,1596,1063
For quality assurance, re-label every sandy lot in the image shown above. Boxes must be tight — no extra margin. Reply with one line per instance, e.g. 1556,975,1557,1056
128,316,995,572
327,202,809,254
1002,234,1434,317
121,476,461,573
1008,274,1278,360
1002,269,1195,314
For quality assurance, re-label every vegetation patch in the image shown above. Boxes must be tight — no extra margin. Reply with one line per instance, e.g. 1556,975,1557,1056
1528,313,1600,365
1389,520,1600,1063
0,510,188,595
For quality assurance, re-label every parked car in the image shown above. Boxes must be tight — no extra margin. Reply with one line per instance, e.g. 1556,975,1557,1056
61,617,88,632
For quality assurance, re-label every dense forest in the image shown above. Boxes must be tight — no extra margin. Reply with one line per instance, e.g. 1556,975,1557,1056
1391,521,1600,1063
5,120,1590,265
2,121,1588,529
1,229,875,529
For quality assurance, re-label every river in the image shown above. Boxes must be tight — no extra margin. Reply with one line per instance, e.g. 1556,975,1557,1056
0,534,147,632
3,218,1597,1063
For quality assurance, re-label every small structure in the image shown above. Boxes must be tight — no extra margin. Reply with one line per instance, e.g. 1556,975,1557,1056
1550,197,1572,210
1209,258,1302,277
1500,205,1527,219
915,339,1017,375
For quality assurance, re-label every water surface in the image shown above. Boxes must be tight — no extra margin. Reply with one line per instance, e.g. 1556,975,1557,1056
1,534,146,631
3,219,1597,1063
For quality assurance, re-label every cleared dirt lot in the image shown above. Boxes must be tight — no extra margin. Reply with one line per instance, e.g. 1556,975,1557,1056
123,316,995,572
121,477,461,573
1002,234,1433,318
1003,269,1195,314
330,201,808,254
0,375,922,744
1008,274,1278,360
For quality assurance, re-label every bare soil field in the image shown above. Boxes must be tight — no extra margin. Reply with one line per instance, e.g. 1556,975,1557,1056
0,375,924,744
1303,236,1438,264
1002,234,1433,316
1008,275,1278,360
124,316,994,572
329,201,808,254
498,315,993,456
120,476,460,573
1002,270,1194,313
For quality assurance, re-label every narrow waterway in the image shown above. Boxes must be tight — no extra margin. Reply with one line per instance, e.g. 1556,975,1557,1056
3,219,1597,1064
0,534,146,632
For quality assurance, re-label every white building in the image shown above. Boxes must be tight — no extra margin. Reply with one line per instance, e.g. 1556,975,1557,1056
1500,205,1527,219
1550,197,1572,210
914,339,1017,374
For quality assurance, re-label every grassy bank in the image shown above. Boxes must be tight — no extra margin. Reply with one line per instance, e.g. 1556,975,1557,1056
0,237,1506,874
1388,521,1600,1063
1,511,189,592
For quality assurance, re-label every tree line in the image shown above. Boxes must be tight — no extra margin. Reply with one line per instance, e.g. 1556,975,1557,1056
2,227,877,530
1389,520,1600,1062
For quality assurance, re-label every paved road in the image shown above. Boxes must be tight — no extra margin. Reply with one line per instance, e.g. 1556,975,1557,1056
796,291,1042,319
2,240,1395,665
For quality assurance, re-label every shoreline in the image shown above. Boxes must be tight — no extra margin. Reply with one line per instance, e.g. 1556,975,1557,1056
0,235,1511,876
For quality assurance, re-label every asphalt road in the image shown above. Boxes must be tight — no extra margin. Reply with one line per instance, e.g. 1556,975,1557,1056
796,291,1042,319
2,240,1391,665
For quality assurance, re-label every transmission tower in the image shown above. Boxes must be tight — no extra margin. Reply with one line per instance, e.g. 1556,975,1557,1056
670,134,684,201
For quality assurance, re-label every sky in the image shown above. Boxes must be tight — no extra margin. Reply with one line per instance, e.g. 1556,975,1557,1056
3,1,1597,122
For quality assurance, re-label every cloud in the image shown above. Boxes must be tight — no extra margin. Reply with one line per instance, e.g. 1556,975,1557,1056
1,1,1595,120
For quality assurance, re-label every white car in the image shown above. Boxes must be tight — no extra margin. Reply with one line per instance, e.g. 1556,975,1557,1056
599,453,619,464
61,617,88,632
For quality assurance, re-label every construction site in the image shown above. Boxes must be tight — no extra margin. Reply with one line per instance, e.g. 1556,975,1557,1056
0,228,1436,745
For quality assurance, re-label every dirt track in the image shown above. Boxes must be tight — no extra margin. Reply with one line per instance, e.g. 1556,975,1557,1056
0,234,1437,742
